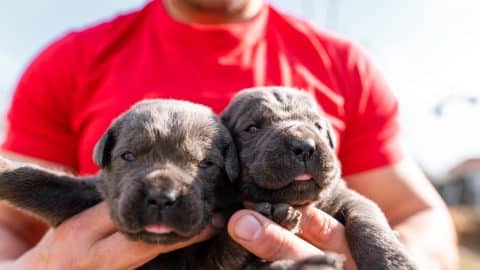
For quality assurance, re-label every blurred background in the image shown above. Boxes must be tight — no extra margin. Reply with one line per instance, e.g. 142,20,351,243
1,0,479,268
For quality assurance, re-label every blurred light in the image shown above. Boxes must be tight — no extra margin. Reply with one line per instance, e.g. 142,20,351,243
434,95,479,117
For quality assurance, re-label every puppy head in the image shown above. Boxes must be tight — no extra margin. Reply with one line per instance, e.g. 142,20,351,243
93,99,238,244
221,87,339,205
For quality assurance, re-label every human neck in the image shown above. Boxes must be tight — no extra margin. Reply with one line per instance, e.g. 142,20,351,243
163,0,265,24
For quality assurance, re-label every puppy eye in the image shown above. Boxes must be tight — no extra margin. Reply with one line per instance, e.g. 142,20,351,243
315,122,323,130
199,159,215,169
245,125,259,133
121,152,136,162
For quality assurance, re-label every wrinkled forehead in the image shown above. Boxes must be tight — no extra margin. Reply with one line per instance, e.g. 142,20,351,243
114,101,222,153
233,88,323,123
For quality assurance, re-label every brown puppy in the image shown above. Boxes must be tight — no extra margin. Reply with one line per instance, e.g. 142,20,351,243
0,99,239,269
221,87,418,270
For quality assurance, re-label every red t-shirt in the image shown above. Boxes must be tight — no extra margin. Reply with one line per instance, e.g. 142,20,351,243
2,1,402,176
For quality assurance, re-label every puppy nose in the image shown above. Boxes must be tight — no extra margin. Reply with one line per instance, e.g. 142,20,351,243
146,188,176,208
292,138,316,162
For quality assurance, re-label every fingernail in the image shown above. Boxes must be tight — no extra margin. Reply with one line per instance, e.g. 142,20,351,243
211,214,225,229
234,214,262,241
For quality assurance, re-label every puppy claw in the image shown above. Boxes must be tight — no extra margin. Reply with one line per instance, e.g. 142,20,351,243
271,203,302,233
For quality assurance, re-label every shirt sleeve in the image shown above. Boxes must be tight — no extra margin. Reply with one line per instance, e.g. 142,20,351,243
338,43,404,176
1,33,80,169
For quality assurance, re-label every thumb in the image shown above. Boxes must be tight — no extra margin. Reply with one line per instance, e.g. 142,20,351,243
227,210,323,261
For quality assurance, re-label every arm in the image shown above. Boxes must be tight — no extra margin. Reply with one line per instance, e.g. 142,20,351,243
346,158,458,270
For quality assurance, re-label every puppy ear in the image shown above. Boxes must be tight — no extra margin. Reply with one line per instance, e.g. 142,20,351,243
93,128,116,168
224,139,239,182
324,120,337,150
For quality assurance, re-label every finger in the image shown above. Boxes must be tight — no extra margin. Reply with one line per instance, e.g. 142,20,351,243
60,202,116,241
228,210,323,261
298,205,356,270
93,223,218,269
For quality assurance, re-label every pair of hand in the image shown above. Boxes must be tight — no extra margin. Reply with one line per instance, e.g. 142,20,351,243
10,203,358,270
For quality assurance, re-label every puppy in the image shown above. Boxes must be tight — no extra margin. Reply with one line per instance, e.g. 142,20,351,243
0,98,341,270
221,87,418,270
0,99,239,269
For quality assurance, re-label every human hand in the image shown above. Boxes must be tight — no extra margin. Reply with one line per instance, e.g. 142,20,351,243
10,202,218,270
227,205,358,270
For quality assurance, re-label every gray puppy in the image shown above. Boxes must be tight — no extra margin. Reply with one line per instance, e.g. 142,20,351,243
0,99,340,270
0,99,240,269
221,87,418,270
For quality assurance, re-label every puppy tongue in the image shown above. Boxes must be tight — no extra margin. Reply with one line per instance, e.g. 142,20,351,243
145,223,173,234
294,174,312,181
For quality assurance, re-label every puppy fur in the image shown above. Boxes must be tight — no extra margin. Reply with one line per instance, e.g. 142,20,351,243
221,87,418,270
0,99,240,269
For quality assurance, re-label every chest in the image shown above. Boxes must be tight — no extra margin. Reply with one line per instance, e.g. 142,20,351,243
71,41,346,174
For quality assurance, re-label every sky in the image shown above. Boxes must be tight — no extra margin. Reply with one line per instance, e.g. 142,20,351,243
1,0,479,178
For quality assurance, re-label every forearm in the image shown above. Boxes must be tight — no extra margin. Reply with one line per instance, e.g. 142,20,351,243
346,159,460,269
394,206,459,270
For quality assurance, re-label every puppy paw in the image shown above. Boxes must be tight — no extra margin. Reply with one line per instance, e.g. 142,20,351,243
271,203,302,233
252,203,302,233
252,202,274,219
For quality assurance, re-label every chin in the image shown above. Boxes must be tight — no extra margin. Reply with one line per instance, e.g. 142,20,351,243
184,0,250,11
125,231,192,245
277,181,322,205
